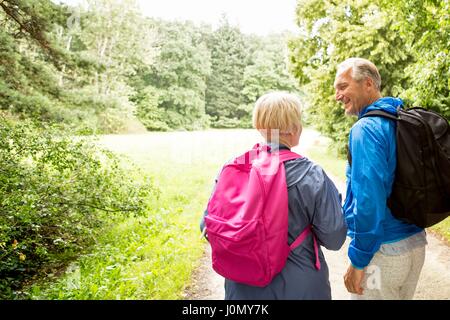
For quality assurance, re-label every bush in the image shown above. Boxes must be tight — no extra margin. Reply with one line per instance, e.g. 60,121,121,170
0,117,157,298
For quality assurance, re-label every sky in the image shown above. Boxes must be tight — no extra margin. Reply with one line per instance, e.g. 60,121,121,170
58,0,300,36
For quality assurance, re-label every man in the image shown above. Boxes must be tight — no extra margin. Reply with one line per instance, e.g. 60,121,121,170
334,57,427,300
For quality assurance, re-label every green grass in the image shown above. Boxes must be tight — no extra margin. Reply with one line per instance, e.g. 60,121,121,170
30,164,214,299
29,210,205,299
302,140,347,182
26,129,261,299
429,218,450,243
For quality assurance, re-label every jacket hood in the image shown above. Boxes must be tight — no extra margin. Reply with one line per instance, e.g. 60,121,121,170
358,97,403,119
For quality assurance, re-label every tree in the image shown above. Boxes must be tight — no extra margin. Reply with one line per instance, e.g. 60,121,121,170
391,0,450,118
240,33,300,127
205,17,247,127
288,0,416,153
0,0,67,59
0,0,70,122
133,19,211,131
58,0,158,132
0,0,159,133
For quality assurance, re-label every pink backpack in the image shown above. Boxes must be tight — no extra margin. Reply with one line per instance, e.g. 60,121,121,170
205,144,320,287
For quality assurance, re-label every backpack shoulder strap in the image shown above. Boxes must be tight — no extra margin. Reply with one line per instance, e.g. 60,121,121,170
278,150,302,163
348,110,398,166
289,225,321,270
362,110,398,121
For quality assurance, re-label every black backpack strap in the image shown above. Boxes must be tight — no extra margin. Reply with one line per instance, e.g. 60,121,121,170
346,144,352,167
347,110,399,166
361,110,398,121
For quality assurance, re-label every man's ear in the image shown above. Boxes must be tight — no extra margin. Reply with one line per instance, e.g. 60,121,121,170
365,76,374,89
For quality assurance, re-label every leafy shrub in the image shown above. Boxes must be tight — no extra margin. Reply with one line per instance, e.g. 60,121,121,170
0,116,157,298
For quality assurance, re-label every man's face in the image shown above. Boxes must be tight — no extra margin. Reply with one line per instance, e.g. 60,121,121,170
334,68,370,116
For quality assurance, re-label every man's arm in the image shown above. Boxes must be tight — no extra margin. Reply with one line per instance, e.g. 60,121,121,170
347,119,390,269
344,119,391,294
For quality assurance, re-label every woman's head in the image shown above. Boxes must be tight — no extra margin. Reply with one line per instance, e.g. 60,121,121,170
252,91,303,148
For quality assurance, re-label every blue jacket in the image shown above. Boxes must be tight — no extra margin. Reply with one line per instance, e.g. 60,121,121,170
343,97,423,269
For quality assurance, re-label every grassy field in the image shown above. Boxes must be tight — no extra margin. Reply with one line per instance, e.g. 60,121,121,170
27,129,264,299
26,128,448,299
304,140,347,181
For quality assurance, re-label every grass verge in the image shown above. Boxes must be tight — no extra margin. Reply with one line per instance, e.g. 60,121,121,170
25,129,262,299
26,134,221,299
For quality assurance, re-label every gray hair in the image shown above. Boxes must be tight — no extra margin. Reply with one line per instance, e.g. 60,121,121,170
336,58,381,91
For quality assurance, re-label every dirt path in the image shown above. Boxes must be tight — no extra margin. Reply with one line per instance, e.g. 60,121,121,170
184,133,450,300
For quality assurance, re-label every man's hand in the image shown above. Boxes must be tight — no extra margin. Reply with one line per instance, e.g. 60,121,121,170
344,265,365,295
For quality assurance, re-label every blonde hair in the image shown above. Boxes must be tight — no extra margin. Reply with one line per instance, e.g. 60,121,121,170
252,91,302,146
336,57,381,91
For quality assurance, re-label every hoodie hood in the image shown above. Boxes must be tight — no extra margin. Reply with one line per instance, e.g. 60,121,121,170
358,97,403,119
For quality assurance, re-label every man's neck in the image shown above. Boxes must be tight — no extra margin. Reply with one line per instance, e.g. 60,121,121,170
367,92,382,106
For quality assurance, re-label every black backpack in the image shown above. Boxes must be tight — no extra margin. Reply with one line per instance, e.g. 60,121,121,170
348,107,450,228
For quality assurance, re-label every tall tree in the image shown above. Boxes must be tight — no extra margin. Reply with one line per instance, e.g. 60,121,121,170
242,33,299,104
205,17,247,128
0,0,66,59
60,0,158,132
0,0,71,122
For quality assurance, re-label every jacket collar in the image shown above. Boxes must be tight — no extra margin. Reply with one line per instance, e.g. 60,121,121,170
358,97,403,119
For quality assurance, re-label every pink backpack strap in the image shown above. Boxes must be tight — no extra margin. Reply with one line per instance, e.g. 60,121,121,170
289,225,321,270
277,149,320,270
251,144,302,162
278,149,302,163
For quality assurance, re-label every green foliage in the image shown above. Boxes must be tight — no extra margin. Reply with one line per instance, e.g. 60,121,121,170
132,18,299,131
24,131,220,300
0,117,156,298
0,0,156,134
202,20,301,129
2,1,303,132
242,34,300,104
133,19,211,131
205,18,247,126
397,0,450,118
0,0,67,59
133,86,169,131
26,207,203,300
288,0,449,153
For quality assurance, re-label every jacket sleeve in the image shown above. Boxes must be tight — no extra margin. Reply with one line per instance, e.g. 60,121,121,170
199,209,208,236
199,169,221,239
347,119,390,269
310,168,347,251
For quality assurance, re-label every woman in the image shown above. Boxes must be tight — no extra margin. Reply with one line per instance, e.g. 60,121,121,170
201,91,347,299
